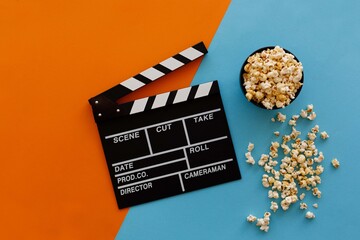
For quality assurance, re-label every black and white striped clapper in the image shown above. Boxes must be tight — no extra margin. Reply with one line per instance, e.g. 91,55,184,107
89,42,241,209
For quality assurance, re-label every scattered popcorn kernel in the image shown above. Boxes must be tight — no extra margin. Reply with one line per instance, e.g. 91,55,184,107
256,218,265,226
290,128,301,140
300,109,308,118
268,176,275,184
289,119,296,126
248,142,255,152
312,188,322,198
264,164,273,173
297,154,306,163
277,113,287,122
304,150,313,157
247,214,257,223
305,211,316,219
262,178,270,188
245,152,256,165
271,118,276,122
282,144,291,155
314,152,324,163
274,131,280,137
268,190,279,199
300,202,308,210
307,112,317,121
311,125,320,134
292,115,300,121
270,201,279,212
258,154,270,166
331,158,340,168
299,193,305,200
307,132,316,141
281,199,290,211
260,225,269,232
306,104,314,113
255,212,272,232
320,131,329,140
313,203,318,209
315,165,324,175
282,135,291,144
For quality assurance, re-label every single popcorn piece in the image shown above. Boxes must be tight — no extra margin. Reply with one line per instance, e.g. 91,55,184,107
245,152,256,165
289,119,296,126
268,190,279,199
264,164,272,173
242,46,303,109
306,104,314,113
311,125,320,134
304,150,313,157
248,142,255,152
299,193,306,200
331,158,340,168
282,135,291,144
313,203,318,209
290,127,301,140
255,212,271,232
256,218,265,227
247,214,257,223
307,112,317,121
305,211,316,219
262,174,270,188
292,115,300,121
281,199,290,211
314,151,324,163
270,201,279,212
264,212,271,221
277,112,287,122
260,225,269,232
258,154,270,166
300,109,308,118
274,131,280,137
320,131,329,139
300,202,308,210
315,165,324,175
312,187,322,198
307,132,316,141
282,144,291,155
271,118,276,122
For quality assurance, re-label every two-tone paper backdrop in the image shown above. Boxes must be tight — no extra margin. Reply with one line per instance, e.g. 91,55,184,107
1,0,360,239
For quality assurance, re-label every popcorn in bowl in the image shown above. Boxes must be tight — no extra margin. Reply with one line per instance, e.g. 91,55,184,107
240,46,304,110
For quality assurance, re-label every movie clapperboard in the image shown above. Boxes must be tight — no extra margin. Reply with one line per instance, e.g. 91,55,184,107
89,42,241,208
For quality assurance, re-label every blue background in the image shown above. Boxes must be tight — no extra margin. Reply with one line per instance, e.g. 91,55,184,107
117,0,360,239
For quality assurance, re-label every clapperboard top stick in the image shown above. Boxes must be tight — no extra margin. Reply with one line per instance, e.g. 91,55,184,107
89,42,208,121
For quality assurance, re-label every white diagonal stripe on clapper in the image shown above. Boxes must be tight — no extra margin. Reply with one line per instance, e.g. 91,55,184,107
173,87,191,104
160,57,184,70
195,82,213,99
121,77,145,91
152,92,170,109
140,67,165,81
179,47,203,60
130,97,148,114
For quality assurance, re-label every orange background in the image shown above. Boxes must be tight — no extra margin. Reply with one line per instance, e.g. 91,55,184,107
0,0,230,239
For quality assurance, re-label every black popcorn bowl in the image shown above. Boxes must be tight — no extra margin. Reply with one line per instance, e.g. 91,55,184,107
239,46,304,110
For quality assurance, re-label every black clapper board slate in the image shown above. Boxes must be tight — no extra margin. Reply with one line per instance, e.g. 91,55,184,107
89,42,241,209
